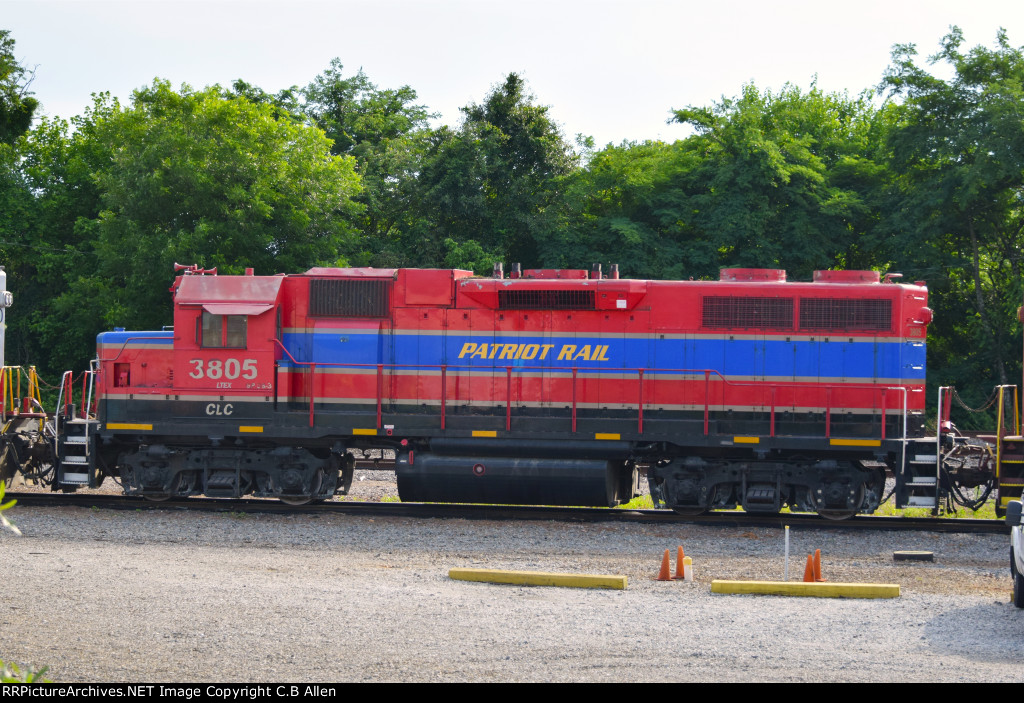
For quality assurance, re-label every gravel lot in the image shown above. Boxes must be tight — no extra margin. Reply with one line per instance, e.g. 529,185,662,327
1,474,1021,683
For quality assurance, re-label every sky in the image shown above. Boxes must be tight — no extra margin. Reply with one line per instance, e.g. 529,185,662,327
2,0,1021,147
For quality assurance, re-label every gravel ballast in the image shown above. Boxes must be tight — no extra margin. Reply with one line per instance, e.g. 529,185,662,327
1,499,1020,683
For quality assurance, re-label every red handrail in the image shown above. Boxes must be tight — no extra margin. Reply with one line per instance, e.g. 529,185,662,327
269,338,909,439
96,335,174,363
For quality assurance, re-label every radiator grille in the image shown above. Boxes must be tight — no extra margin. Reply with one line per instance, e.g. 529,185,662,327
498,289,596,310
799,298,892,332
702,296,794,330
309,279,391,317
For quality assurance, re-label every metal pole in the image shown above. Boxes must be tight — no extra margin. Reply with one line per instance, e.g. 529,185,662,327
784,525,790,581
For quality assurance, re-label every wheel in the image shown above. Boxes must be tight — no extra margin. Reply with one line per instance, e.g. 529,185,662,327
1014,569,1024,609
817,509,858,521
278,468,324,506
670,506,708,517
815,480,864,521
143,474,192,501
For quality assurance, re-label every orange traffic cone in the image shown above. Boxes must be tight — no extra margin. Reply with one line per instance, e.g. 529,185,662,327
802,553,815,582
672,546,686,580
813,549,826,582
657,549,672,581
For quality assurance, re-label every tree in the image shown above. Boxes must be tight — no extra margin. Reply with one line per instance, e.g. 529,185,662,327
302,60,431,159
301,60,434,265
14,81,362,375
0,29,47,371
670,82,892,280
417,73,580,268
0,30,37,144
882,28,1024,396
546,138,705,279
554,83,893,281
2,109,104,373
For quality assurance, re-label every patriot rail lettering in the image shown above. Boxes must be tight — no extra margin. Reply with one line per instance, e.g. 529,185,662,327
457,342,611,361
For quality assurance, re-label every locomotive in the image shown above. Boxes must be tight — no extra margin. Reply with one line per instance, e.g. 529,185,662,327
3,263,1020,518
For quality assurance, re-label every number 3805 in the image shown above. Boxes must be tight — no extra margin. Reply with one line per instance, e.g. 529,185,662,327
189,359,258,380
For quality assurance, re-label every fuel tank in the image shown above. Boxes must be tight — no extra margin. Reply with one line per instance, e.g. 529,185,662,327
395,449,629,507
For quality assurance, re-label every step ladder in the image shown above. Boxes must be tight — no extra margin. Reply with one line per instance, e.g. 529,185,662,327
993,385,1024,515
996,434,1024,509
896,437,940,512
56,417,99,488
53,367,100,488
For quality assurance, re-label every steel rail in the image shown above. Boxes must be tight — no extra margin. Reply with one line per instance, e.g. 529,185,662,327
6,491,1007,534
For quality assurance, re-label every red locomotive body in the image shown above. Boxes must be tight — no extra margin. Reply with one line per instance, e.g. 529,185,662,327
76,264,933,518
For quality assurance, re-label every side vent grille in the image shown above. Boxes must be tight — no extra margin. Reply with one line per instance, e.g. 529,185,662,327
498,289,596,310
702,296,794,329
799,298,892,332
309,279,391,317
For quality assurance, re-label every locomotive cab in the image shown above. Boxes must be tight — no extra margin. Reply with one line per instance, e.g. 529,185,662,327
94,269,345,503
171,270,281,406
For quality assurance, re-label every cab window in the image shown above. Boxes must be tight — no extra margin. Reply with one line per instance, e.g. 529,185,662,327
199,312,247,348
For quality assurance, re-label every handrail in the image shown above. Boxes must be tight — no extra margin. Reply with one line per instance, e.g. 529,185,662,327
937,386,950,485
55,370,71,443
994,384,1020,484
96,335,174,363
1,366,46,426
271,338,912,441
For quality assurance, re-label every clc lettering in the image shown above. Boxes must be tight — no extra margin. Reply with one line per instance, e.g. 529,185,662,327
205,403,234,416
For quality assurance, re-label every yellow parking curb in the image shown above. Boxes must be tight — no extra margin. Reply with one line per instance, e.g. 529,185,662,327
711,580,900,598
449,568,627,590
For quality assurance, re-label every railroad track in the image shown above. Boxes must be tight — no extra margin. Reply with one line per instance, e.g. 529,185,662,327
6,491,1007,534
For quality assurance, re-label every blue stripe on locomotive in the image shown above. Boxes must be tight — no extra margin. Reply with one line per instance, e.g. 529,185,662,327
279,331,926,382
97,330,175,345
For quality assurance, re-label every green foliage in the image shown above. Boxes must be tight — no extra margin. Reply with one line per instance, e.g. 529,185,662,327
670,82,892,279
0,31,47,370
558,83,892,281
615,495,655,510
882,28,1024,423
0,481,20,536
303,60,431,158
416,73,579,267
300,60,434,266
0,30,37,144
7,80,363,376
1,660,50,683
549,139,705,278
441,237,497,275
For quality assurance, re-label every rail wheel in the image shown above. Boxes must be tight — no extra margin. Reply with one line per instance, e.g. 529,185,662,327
813,479,865,521
670,505,708,517
142,473,194,502
278,467,326,506
817,509,858,521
